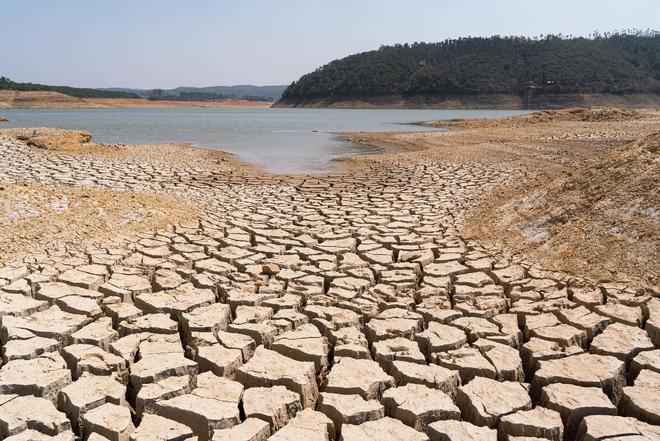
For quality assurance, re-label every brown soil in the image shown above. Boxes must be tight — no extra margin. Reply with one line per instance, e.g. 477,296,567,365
0,129,235,262
0,181,192,261
0,90,273,109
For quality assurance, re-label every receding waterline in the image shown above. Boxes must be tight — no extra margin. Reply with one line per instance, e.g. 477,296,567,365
1,107,529,174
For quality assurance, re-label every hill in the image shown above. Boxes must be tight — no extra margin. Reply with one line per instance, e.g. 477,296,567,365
102,84,287,101
0,76,140,99
276,31,660,108
1,77,286,103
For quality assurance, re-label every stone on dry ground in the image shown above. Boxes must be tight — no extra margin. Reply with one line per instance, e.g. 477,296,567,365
530,353,626,404
235,346,317,408
498,407,564,441
129,413,195,441
3,430,77,441
455,377,532,428
324,357,394,400
620,369,660,425
0,126,659,441
82,402,134,441
0,353,71,403
381,384,460,431
153,373,242,441
0,394,72,438
211,417,269,441
427,420,497,441
242,385,302,431
589,322,654,363
575,415,660,440
340,417,430,441
267,409,334,441
57,374,126,434
316,392,384,432
538,383,617,439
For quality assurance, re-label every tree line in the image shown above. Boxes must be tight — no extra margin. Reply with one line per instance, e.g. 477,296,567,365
280,31,660,101
147,90,273,102
0,78,275,102
0,77,140,99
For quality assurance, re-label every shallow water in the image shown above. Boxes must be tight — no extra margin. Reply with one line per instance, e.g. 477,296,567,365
1,108,528,173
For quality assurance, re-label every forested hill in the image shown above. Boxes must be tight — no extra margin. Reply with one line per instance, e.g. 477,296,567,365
103,85,287,102
277,32,660,107
0,77,285,102
0,77,140,99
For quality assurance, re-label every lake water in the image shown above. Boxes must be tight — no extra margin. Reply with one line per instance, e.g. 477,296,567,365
1,108,528,173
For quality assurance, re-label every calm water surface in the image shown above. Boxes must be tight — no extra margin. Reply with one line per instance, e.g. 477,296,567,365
1,108,528,173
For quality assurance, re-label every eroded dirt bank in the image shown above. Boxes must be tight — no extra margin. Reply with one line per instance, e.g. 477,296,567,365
0,108,658,441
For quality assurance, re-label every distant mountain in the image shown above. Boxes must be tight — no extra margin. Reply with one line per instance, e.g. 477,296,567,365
277,31,660,108
1,76,285,103
0,76,140,99
102,85,287,101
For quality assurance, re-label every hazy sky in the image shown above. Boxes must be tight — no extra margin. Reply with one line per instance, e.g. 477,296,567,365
2,0,658,88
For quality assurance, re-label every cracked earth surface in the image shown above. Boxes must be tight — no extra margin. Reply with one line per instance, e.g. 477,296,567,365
0,111,658,441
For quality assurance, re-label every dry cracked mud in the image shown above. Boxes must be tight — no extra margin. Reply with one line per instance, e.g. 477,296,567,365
0,109,658,441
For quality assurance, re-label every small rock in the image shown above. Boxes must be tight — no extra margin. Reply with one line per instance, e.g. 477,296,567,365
316,392,384,432
324,357,394,400
498,407,563,441
427,419,497,441
211,417,270,441
242,385,302,431
382,384,460,431
82,402,134,441
340,417,429,441
456,377,531,428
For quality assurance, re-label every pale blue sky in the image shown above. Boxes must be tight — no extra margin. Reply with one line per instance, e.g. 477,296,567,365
2,0,658,88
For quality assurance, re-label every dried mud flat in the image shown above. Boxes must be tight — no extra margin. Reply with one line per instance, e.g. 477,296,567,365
0,108,658,441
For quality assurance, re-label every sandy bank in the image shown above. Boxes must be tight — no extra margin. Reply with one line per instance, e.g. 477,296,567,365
0,90,273,109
